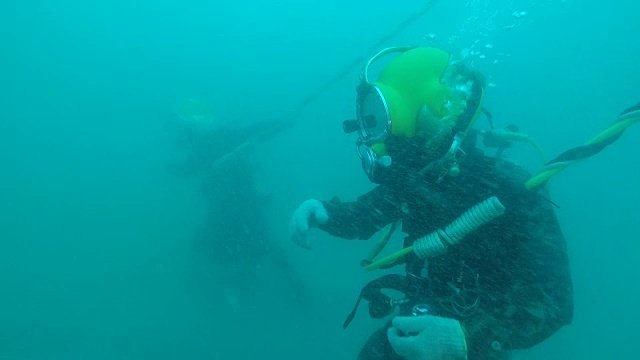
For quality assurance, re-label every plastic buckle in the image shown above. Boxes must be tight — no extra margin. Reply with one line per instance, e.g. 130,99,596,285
411,304,431,316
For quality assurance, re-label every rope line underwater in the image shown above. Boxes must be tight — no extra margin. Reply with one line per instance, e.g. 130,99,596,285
210,1,441,170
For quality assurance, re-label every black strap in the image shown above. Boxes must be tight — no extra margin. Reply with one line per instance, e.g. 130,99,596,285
343,274,410,329
452,75,485,136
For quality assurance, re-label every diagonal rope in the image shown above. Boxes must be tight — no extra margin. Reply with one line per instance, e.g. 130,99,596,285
211,1,441,169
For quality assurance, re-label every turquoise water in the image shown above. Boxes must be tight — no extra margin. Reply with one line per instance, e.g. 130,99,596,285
2,1,639,359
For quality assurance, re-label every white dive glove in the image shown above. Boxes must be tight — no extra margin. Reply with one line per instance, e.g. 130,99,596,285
387,315,467,360
289,199,329,250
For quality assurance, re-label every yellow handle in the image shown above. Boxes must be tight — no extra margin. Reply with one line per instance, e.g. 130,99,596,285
362,220,401,266
364,246,414,272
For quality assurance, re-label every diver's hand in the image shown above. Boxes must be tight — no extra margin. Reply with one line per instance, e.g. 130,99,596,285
387,315,467,360
289,199,329,250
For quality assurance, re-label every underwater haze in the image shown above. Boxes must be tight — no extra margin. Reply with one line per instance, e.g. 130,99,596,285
2,0,640,359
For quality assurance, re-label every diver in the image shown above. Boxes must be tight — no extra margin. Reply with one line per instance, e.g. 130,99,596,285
170,98,285,178
289,47,574,360
170,99,306,309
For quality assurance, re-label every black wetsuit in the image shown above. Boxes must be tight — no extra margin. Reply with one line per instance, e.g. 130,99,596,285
176,119,308,306
318,146,574,359
183,121,278,265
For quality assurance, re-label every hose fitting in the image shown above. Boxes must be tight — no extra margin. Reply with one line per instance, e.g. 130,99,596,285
414,196,505,259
